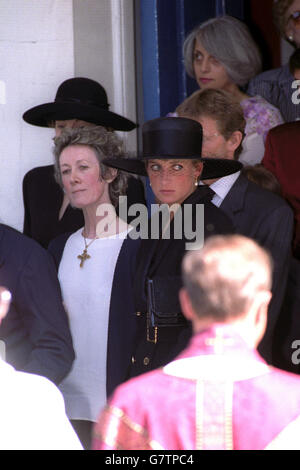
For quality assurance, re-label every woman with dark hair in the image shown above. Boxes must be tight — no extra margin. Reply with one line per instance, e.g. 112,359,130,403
181,15,283,165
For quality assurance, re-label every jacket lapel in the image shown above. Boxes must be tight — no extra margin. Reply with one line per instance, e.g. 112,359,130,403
220,174,248,215
140,186,214,278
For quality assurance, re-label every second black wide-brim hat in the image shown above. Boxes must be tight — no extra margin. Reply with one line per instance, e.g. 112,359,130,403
102,116,242,180
22,77,136,131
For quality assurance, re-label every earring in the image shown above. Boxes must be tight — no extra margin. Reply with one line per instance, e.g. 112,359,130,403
194,178,199,186
288,34,294,41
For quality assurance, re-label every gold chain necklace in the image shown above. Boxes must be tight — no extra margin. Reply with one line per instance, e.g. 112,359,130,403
77,237,97,268
77,215,117,268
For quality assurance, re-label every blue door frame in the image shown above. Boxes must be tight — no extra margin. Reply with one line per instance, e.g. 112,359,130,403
137,0,244,121
135,0,245,203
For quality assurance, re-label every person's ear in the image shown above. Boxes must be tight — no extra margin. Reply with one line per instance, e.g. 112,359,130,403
226,130,243,155
252,290,272,348
194,162,204,179
103,168,118,184
0,288,11,323
179,288,197,322
284,23,294,44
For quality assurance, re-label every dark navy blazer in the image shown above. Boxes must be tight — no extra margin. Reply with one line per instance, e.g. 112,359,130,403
0,224,75,384
48,233,140,399
220,174,294,362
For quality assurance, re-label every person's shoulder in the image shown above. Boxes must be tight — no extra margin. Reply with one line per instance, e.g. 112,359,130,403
269,365,300,391
0,223,46,252
250,65,290,84
1,358,63,402
24,164,54,179
0,223,21,239
0,224,55,276
268,120,300,138
48,231,73,250
0,360,82,450
240,176,293,212
243,95,283,120
23,164,59,196
110,368,169,405
248,95,280,111
17,367,63,395
120,230,141,250
241,96,283,139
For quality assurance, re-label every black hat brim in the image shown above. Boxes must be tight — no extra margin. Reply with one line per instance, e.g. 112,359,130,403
22,102,136,131
102,156,243,180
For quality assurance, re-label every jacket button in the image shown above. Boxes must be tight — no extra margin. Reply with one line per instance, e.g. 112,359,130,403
136,311,141,316
131,356,136,364
143,357,150,366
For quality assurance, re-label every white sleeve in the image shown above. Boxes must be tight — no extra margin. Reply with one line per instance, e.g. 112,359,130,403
238,133,265,166
38,382,83,450
265,415,300,450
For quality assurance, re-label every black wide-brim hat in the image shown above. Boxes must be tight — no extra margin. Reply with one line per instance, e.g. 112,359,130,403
102,116,242,180
22,77,136,131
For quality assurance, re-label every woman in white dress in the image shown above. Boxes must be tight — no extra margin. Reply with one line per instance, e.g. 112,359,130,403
49,126,139,449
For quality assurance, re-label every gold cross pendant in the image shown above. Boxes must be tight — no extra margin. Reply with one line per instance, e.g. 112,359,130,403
77,248,91,268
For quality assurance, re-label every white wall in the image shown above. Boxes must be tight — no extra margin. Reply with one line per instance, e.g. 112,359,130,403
73,0,137,153
0,0,74,230
0,0,137,232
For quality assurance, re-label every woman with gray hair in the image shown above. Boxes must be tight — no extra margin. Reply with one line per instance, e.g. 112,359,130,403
182,15,283,165
48,126,139,449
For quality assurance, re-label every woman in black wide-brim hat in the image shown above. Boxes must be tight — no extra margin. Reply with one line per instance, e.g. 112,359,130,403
102,116,241,379
22,77,146,248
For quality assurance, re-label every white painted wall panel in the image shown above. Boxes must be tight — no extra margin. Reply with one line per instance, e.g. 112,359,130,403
73,0,137,153
0,0,74,230
0,0,137,232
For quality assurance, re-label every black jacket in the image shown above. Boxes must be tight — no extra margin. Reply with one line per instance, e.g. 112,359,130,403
220,174,294,362
129,187,235,378
0,224,74,384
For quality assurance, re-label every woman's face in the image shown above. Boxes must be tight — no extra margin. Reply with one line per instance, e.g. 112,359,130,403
147,159,203,206
285,0,300,47
193,39,234,91
59,144,112,209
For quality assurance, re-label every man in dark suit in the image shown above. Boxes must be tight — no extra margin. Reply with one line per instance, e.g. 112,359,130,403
0,223,74,385
262,121,300,260
177,88,294,364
